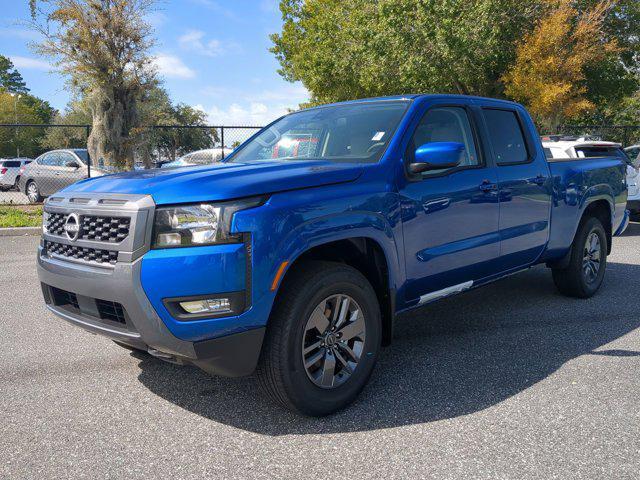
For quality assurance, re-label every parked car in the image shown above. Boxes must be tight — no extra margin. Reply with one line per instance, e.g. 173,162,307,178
19,149,106,203
161,147,235,168
37,95,628,416
0,158,32,191
624,145,640,216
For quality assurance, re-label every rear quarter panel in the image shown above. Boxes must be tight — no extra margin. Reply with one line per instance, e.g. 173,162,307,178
543,157,627,260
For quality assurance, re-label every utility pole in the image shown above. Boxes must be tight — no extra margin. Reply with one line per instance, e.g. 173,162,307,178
9,93,22,157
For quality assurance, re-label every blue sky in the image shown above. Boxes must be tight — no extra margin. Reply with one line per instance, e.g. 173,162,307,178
0,0,309,126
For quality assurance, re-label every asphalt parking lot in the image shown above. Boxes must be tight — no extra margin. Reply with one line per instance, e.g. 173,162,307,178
1,226,639,479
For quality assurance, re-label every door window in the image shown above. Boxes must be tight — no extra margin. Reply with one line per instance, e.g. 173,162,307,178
483,109,529,165
407,107,480,176
59,152,76,167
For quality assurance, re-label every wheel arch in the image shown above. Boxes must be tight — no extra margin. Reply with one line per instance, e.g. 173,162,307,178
274,234,398,346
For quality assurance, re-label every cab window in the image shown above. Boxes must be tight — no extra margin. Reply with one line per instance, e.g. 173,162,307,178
406,107,480,176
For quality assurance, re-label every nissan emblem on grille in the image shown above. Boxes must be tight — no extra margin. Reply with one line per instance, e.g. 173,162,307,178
64,213,81,241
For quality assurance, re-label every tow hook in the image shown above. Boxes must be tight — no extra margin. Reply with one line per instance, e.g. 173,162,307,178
147,348,185,365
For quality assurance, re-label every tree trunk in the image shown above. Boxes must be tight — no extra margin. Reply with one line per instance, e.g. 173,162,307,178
87,85,140,171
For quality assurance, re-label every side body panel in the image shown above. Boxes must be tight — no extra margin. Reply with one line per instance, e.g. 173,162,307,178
542,158,627,261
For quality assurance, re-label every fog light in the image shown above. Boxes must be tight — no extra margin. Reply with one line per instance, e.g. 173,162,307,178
179,298,232,314
156,232,181,246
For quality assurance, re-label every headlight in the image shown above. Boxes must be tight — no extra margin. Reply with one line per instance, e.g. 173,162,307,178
152,197,264,248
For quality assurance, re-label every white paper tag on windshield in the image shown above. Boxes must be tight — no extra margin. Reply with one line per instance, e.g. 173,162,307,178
372,131,385,141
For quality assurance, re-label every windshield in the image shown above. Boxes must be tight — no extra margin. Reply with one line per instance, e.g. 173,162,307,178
72,149,90,164
229,101,409,164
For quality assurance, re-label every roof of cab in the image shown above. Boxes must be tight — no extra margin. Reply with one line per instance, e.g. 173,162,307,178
307,94,521,109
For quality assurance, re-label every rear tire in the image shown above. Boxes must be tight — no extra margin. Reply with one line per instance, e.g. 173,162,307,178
257,261,382,416
552,216,607,298
26,180,43,203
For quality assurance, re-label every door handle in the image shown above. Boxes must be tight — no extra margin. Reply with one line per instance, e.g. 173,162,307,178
479,180,498,192
530,175,547,186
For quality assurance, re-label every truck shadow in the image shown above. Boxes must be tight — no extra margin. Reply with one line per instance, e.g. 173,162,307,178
135,260,640,435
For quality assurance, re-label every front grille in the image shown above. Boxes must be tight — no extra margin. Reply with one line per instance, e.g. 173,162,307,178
44,240,118,265
45,212,131,243
96,299,126,324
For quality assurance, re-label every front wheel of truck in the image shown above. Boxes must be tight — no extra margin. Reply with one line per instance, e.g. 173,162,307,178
552,216,607,298
257,261,382,417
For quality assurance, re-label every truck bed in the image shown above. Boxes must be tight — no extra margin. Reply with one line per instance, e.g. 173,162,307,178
545,156,627,258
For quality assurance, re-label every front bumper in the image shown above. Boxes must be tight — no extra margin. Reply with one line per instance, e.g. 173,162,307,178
36,192,265,377
38,252,264,376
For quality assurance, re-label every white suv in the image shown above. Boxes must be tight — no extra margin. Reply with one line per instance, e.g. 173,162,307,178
624,145,640,215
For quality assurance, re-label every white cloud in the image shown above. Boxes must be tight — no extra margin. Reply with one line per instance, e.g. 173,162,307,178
151,54,195,79
9,56,51,71
195,82,310,126
146,11,168,28
196,102,289,126
178,30,240,57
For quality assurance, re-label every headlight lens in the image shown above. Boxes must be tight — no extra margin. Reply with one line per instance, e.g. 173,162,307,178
152,198,263,248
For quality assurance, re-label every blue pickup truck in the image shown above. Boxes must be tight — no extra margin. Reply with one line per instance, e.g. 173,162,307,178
37,95,629,416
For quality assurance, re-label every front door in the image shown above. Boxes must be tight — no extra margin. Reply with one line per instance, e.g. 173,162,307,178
399,105,501,304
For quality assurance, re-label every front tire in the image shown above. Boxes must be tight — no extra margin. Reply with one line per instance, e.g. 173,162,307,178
26,180,43,203
257,261,382,416
552,216,607,298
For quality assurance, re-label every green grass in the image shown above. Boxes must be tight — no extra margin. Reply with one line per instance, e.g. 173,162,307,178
0,206,43,228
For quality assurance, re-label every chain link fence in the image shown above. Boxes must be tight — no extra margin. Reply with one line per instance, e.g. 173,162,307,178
0,124,261,204
4,121,639,205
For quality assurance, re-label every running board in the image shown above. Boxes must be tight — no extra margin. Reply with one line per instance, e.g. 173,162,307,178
418,280,474,305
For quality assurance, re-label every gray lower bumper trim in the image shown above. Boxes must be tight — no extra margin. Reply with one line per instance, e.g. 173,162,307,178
38,250,265,377
46,305,142,340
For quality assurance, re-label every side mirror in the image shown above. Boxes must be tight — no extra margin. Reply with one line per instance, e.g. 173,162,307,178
409,142,464,174
66,160,80,169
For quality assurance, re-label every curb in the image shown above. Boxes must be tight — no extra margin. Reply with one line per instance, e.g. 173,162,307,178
0,227,41,237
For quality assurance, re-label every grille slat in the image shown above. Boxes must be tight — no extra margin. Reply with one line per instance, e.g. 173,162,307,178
95,299,126,324
45,213,131,243
44,240,118,265
51,286,79,310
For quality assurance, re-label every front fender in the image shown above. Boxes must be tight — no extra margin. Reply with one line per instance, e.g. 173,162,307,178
273,210,400,288
232,184,403,324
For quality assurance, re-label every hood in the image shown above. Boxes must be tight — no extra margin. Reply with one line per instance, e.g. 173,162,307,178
61,159,364,205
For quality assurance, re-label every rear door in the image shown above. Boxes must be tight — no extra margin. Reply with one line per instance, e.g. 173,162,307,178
398,102,501,303
480,107,552,271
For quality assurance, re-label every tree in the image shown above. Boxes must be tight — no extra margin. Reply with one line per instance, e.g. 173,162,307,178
41,98,91,150
0,55,29,94
0,90,54,157
29,0,157,169
153,104,217,161
503,0,620,130
271,0,541,105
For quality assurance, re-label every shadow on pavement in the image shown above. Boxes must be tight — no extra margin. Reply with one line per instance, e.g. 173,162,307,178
620,220,640,236
135,261,640,435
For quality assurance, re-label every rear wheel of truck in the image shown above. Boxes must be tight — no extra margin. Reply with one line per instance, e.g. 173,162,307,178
257,261,382,417
552,216,607,298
